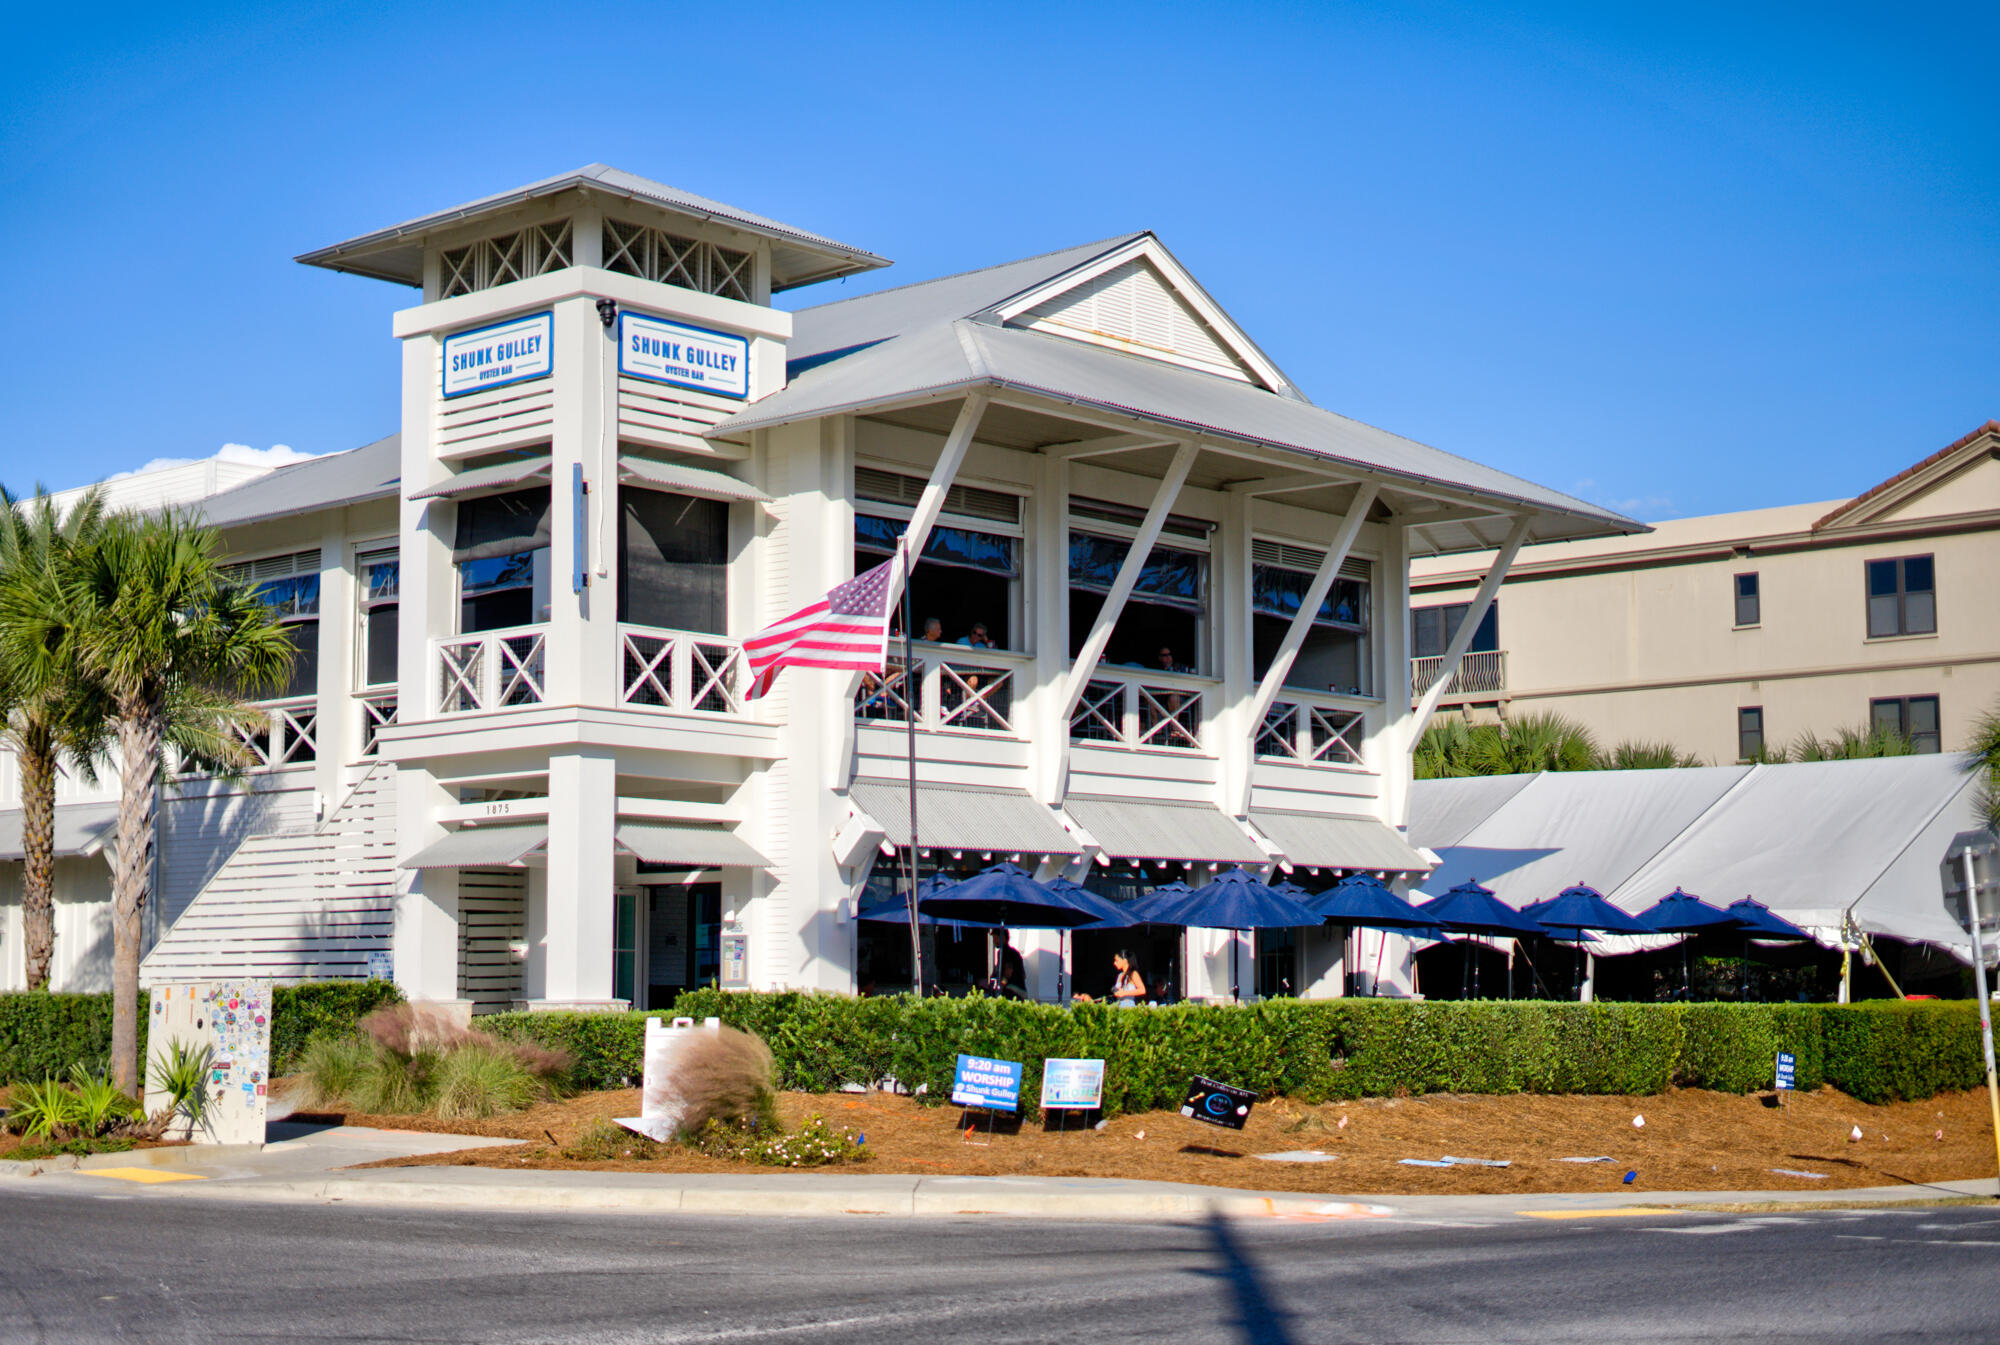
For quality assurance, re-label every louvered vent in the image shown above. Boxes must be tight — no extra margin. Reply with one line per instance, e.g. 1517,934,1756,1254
1069,496,1213,541
1019,258,1252,383
222,549,319,585
854,467,1021,524
1252,539,1370,581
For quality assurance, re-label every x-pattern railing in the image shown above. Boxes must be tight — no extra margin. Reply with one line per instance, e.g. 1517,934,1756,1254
618,627,748,715
233,697,317,769
689,639,745,715
359,693,397,758
621,630,675,708
855,658,914,723
1136,681,1202,750
1069,679,1124,743
436,627,548,714
937,660,1013,732
1308,706,1365,765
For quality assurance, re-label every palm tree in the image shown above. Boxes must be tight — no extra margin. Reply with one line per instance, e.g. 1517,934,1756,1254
1599,740,1706,770
41,510,294,1091
1966,701,2000,831
0,486,112,989
1788,724,1916,762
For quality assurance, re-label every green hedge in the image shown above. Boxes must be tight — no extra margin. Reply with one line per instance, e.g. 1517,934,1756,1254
0,981,405,1085
484,993,1980,1116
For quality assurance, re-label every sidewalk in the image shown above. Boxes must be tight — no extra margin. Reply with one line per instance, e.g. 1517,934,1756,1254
4,1121,1994,1222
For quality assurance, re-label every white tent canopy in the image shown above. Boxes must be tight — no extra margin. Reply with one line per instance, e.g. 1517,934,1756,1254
1408,755,1984,961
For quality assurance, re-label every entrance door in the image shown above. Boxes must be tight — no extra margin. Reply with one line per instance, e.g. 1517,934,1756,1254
643,882,721,1005
458,868,527,1013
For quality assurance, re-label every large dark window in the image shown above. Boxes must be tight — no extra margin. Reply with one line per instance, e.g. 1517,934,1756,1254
358,549,399,688
1871,695,1941,753
1866,556,1935,638
226,549,321,700
1734,572,1760,627
1737,706,1764,761
1251,562,1371,696
855,513,1020,649
619,488,729,633
454,487,552,633
1411,602,1499,659
1068,532,1208,673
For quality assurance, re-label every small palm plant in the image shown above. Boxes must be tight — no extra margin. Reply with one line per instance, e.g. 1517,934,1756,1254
147,1039,215,1139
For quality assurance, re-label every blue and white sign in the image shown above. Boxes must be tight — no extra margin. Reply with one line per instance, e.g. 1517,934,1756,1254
1040,1058,1106,1110
619,312,750,399
1775,1051,1796,1091
951,1053,1022,1113
442,312,553,398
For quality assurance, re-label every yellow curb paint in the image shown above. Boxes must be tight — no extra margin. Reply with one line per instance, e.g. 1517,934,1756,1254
1519,1207,1683,1219
79,1167,208,1184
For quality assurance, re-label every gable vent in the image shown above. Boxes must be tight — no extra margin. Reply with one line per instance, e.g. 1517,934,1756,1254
1253,539,1370,581
1019,258,1252,384
854,467,1022,525
1070,496,1213,541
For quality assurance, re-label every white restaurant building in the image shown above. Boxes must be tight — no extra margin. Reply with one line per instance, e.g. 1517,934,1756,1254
0,167,1637,1009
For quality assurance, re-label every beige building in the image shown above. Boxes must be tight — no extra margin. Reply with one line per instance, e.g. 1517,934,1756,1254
1409,421,2000,765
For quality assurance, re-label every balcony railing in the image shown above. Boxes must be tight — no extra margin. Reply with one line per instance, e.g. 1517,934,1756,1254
233,696,318,769
1257,696,1366,767
854,650,1023,734
619,626,747,716
358,691,398,757
1069,671,1206,751
436,625,548,714
1411,649,1507,700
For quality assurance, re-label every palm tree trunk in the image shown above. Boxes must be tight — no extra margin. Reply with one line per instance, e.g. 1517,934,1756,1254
18,734,58,990
109,703,162,1095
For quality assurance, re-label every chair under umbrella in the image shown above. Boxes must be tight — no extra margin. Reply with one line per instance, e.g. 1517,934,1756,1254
1125,868,1321,1002
1528,884,1651,1000
1637,888,1747,999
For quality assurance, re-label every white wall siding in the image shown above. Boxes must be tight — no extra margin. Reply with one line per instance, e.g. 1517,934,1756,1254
155,775,318,934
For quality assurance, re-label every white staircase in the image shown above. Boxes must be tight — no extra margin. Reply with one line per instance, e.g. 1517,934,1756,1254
142,762,398,984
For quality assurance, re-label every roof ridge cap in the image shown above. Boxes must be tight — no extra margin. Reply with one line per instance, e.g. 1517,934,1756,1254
793,233,1145,314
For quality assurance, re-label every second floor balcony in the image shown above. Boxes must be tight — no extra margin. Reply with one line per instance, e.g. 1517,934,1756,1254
1411,649,1508,702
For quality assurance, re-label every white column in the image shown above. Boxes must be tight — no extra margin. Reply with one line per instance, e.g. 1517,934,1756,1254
391,768,463,1006
1407,515,1531,739
1213,490,1255,818
313,517,355,814
539,747,620,1006
547,294,609,707
1028,451,1071,805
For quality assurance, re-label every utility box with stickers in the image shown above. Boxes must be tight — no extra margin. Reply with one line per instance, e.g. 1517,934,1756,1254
145,980,273,1146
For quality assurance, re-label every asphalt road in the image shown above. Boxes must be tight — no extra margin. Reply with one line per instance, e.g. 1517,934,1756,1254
2,1190,1997,1344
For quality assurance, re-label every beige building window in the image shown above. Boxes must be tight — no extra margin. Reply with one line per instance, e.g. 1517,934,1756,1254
1734,572,1760,627
1737,706,1764,761
1871,695,1941,754
1866,556,1934,637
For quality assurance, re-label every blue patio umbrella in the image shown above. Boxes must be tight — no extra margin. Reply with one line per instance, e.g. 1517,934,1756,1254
1270,879,1317,903
1124,868,1321,1001
1045,875,1138,929
916,862,1106,929
1311,873,1451,997
857,874,999,930
1636,888,1747,999
1726,898,1814,941
1418,881,1545,938
1527,884,1650,1000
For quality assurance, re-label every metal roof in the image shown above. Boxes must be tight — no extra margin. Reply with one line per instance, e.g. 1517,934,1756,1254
1248,810,1427,873
200,435,401,528
848,781,1081,856
713,242,1644,554
400,824,547,869
615,823,769,868
296,164,888,293
0,803,119,861
1063,795,1266,865
618,454,770,504
409,456,551,500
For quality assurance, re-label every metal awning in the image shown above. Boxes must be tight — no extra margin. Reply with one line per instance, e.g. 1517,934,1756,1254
618,454,770,504
400,824,548,869
1249,809,1428,873
1061,795,1265,865
615,823,769,869
409,457,552,501
0,803,120,861
847,781,1081,857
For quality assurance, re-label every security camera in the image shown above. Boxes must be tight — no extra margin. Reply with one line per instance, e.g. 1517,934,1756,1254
595,297,617,328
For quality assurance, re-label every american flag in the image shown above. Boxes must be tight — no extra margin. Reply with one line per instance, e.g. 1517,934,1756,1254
744,557,898,699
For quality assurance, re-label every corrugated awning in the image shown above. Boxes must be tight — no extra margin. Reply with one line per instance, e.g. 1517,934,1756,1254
409,457,552,501
0,803,119,861
1062,795,1264,865
615,823,769,868
618,454,770,504
1249,810,1428,873
400,824,548,869
848,781,1080,857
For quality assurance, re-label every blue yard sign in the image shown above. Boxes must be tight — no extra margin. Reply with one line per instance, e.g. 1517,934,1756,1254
951,1054,1022,1113
1040,1058,1106,1110
1775,1051,1796,1091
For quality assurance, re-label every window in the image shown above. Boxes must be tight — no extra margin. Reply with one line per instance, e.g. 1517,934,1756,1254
453,487,553,633
223,549,320,700
1737,707,1764,761
1250,549,1372,697
1734,573,1760,627
1866,556,1935,638
1870,696,1941,754
854,502,1023,650
1068,531,1209,673
357,548,399,688
1411,602,1499,659
620,489,729,633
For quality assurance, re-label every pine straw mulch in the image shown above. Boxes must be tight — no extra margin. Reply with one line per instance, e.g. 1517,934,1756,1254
300,1085,2000,1196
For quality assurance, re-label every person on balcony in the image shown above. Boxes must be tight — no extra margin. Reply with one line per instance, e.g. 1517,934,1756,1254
957,622,995,649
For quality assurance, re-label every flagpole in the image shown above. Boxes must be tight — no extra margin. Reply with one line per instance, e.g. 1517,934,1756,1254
899,536,925,997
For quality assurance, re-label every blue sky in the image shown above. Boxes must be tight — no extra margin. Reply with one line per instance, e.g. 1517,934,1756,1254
2,1,1992,519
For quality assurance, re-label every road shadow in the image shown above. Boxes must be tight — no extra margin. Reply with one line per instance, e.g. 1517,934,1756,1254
1193,1211,1298,1345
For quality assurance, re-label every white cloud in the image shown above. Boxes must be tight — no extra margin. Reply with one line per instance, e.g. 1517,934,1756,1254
105,443,321,483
